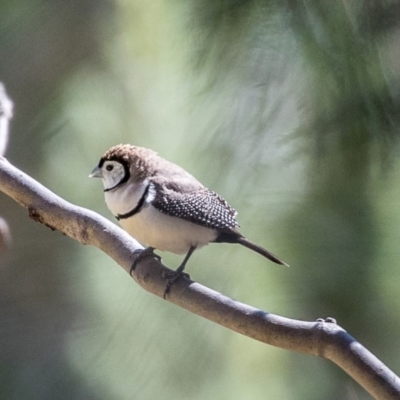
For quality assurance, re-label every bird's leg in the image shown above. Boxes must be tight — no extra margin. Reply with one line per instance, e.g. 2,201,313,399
130,247,161,276
163,246,196,298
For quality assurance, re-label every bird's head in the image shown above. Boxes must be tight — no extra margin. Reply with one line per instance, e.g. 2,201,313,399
89,144,158,191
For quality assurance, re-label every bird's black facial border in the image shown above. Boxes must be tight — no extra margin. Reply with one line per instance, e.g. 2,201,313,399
99,157,131,192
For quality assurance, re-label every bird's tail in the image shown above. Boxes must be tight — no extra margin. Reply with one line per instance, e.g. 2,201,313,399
236,236,289,266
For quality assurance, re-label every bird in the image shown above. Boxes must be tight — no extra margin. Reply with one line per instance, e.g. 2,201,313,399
89,144,287,294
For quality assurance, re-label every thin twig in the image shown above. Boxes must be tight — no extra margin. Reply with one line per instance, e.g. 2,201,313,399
0,83,13,253
0,83,13,157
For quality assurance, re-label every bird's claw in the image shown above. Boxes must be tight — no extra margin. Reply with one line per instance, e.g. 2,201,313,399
130,247,161,276
162,270,190,299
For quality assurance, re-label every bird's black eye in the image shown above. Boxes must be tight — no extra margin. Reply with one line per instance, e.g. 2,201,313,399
106,164,114,172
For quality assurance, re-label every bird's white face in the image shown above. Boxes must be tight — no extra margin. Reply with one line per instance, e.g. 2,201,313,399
90,160,126,191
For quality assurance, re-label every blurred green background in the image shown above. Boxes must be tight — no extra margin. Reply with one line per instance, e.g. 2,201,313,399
1,1,400,399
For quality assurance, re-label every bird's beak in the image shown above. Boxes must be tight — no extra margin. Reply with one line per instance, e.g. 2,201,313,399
89,166,103,178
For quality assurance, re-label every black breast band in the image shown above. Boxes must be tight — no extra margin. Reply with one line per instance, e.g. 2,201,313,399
116,183,150,221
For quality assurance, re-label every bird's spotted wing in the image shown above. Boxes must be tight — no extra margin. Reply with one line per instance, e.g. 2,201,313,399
152,188,239,231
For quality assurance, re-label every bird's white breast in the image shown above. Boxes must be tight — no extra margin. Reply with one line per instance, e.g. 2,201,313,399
104,180,148,216
104,181,217,254
119,205,218,254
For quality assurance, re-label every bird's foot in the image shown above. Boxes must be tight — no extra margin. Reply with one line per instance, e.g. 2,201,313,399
162,270,191,299
130,247,161,276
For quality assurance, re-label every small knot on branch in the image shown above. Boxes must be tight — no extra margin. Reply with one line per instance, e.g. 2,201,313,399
28,206,56,231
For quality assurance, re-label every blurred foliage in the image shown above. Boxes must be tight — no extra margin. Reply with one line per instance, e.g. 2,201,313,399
1,0,400,399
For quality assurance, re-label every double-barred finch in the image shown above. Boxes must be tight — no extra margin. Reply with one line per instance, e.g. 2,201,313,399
90,144,288,292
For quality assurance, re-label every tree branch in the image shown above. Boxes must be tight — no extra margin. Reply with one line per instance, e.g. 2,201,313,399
0,157,399,400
